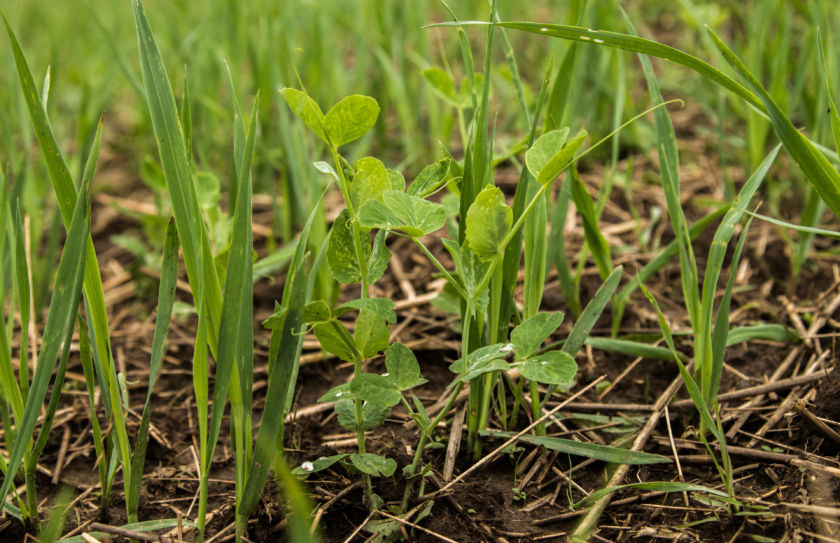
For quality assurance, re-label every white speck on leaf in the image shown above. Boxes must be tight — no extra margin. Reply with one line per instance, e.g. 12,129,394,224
540,27,548,32
301,462,314,472
580,35,591,41
540,361,548,366
382,373,389,377
594,38,605,44
335,392,343,397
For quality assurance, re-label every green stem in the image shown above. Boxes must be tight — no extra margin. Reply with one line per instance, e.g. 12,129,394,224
400,380,465,512
413,238,468,300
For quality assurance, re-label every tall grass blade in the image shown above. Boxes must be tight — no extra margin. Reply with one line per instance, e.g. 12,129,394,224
708,28,840,219
2,14,130,507
570,165,612,279
131,0,223,348
0,173,89,511
612,205,729,335
562,266,622,358
699,146,779,403
126,219,179,519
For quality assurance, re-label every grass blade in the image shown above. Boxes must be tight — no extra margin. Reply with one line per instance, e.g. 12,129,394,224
481,430,671,465
2,14,130,509
570,165,612,280
126,219,179,519
708,28,840,219
0,172,89,512
562,266,622,358
131,0,223,349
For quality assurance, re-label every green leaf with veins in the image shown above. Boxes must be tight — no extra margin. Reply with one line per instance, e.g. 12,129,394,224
336,297,397,323
350,373,402,406
385,343,427,391
317,383,355,403
387,169,405,191
350,157,390,212
366,229,391,284
349,453,397,477
449,343,514,375
311,321,356,362
383,190,446,236
302,300,331,323
533,130,588,186
335,399,389,431
354,308,390,359
291,453,350,476
280,88,328,143
518,351,578,385
511,312,565,359
407,159,450,197
525,128,569,179
465,186,512,262
328,209,363,283
323,94,379,148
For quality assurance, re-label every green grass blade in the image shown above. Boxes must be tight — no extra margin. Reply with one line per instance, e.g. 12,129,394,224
708,28,840,219
2,15,131,508
500,55,553,337
574,481,728,510
127,219,179,518
628,16,700,332
570,165,612,280
239,235,308,519
709,213,755,403
76,316,109,504
612,205,729,335
726,324,796,345
640,284,733,495
207,92,258,489
699,146,779,403
562,266,622,358
0,174,89,511
12,200,31,401
432,21,765,114
549,178,581,316
481,430,671,465
585,337,687,361
131,0,223,349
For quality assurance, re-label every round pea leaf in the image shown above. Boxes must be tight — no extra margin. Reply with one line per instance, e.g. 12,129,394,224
510,312,565,359
519,351,578,385
324,94,379,148
349,453,397,477
465,185,512,262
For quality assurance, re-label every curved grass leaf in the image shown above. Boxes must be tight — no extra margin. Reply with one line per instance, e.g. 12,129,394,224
708,29,840,219
481,430,671,465
434,21,765,113
574,481,727,510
